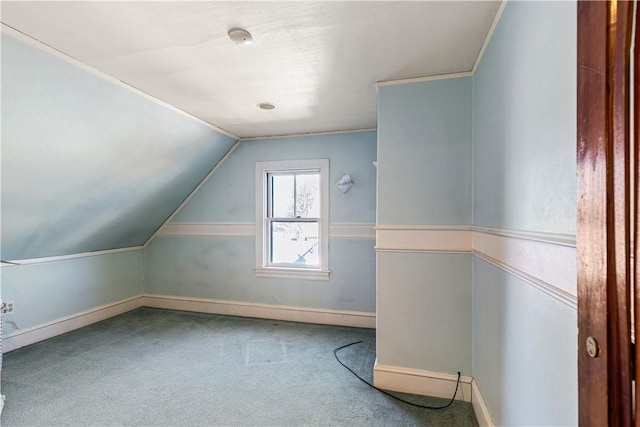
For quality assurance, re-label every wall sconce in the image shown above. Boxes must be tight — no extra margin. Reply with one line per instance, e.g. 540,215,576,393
336,173,354,193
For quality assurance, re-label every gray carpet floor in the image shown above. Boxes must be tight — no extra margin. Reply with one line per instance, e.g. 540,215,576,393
1,308,478,426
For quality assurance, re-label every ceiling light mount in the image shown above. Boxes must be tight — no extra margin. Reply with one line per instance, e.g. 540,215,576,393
228,28,253,45
257,102,277,110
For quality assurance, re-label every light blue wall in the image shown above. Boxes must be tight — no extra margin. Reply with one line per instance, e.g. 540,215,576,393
377,78,472,225
145,132,377,312
472,1,577,425
376,77,473,375
145,237,375,312
173,132,377,223
377,252,471,374
1,33,236,260
1,250,143,339
472,258,577,426
472,1,577,235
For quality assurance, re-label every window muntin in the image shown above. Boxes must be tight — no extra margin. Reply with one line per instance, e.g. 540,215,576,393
255,159,329,280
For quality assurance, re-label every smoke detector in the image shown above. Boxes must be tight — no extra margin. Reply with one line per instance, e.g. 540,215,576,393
228,28,253,45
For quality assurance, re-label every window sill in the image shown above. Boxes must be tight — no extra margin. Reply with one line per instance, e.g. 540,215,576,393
254,267,330,281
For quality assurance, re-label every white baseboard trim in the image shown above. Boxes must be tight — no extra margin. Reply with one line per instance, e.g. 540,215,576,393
142,294,376,328
2,295,143,353
471,379,495,427
373,362,473,403
1,294,375,353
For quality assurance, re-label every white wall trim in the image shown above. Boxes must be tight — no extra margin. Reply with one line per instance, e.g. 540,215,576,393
153,222,375,240
253,266,330,281
472,229,577,298
142,294,375,329
375,225,472,252
471,379,495,427
2,296,143,353
375,249,471,255
375,225,472,231
239,128,377,142
374,225,576,304
474,252,577,309
1,24,239,140
0,246,144,267
376,72,474,87
470,0,508,75
332,223,376,239
373,362,473,403
472,225,576,247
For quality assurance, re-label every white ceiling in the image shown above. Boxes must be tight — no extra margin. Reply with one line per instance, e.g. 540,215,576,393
1,1,502,139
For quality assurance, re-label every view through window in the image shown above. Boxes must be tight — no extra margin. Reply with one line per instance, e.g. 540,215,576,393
268,172,320,266
255,159,329,280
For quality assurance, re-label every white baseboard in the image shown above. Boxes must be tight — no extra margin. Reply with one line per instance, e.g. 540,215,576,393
142,294,376,328
373,362,473,403
2,295,143,353
1,294,374,353
471,379,495,427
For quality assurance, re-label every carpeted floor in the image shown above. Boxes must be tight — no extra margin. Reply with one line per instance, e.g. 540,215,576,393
1,308,478,426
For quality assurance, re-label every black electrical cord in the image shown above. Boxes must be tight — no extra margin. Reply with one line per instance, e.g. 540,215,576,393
334,341,461,410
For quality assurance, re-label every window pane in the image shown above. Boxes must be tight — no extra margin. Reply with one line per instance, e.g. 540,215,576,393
270,174,294,218
270,221,319,265
295,174,320,218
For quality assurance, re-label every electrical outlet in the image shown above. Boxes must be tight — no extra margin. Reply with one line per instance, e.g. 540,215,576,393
1,301,14,315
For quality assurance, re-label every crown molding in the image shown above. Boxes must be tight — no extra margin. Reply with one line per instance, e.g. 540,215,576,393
239,127,377,142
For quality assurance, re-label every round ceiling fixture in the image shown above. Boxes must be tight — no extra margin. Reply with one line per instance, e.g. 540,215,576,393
228,28,253,45
257,102,277,110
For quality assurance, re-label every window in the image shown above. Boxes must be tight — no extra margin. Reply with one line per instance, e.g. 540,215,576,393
255,159,329,280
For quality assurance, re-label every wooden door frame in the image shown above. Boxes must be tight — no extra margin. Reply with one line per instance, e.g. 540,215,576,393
577,1,637,425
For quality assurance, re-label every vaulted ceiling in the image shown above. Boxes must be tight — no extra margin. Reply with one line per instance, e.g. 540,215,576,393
2,1,502,138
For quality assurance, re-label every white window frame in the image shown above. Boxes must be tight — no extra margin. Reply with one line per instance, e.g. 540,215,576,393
255,159,330,280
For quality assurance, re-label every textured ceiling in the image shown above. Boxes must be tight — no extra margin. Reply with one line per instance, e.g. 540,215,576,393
1,1,502,138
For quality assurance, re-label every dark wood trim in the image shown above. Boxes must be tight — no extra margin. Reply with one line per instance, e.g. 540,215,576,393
607,2,633,425
634,2,640,423
577,1,635,425
577,2,609,423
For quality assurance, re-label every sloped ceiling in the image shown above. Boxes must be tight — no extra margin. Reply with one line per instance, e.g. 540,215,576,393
1,33,236,260
0,1,502,260
1,1,502,138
